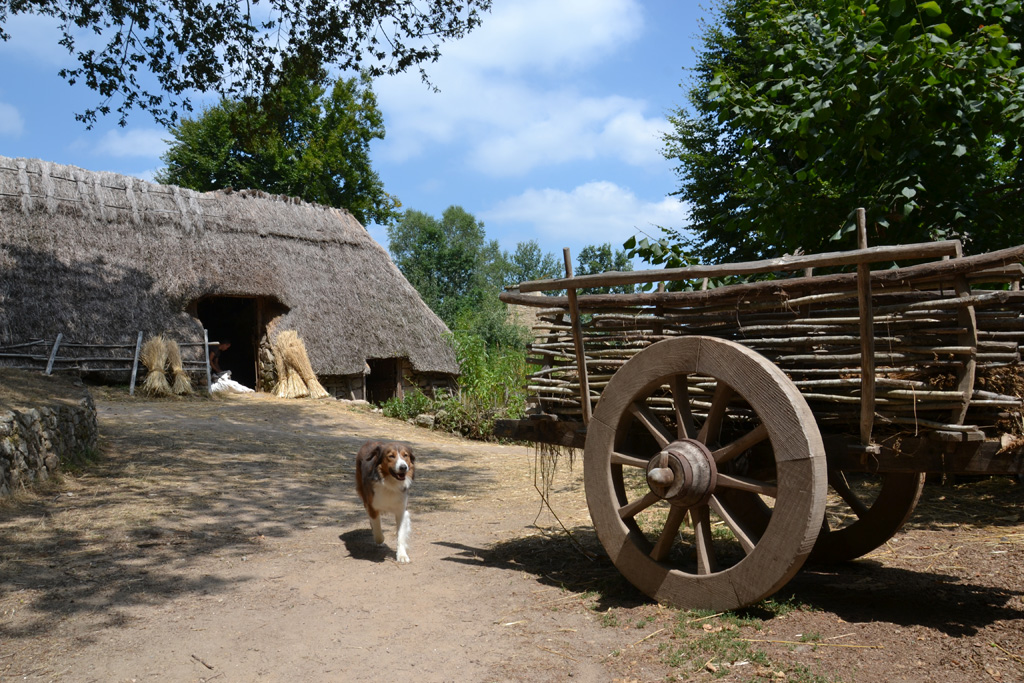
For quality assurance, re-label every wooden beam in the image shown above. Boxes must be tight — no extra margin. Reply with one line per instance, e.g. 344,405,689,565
514,240,962,293
563,248,592,425
500,243,1024,309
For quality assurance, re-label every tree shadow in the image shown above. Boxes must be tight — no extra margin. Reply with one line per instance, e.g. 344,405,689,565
0,395,495,642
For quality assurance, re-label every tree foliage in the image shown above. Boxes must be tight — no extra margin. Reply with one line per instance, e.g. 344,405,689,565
156,67,399,227
575,243,635,294
636,0,1024,268
0,0,491,126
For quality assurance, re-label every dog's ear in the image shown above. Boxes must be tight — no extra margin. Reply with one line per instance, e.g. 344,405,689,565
405,447,415,463
371,443,387,466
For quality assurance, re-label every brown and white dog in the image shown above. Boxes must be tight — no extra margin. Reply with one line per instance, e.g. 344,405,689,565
355,440,416,563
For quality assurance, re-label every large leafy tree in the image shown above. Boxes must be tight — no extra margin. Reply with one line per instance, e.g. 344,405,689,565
387,206,493,328
0,0,491,126
156,67,399,227
639,0,1024,267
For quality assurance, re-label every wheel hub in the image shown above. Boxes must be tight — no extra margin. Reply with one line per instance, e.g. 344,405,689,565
645,440,718,507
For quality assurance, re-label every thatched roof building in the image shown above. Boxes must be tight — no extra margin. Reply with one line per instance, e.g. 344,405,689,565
0,155,458,399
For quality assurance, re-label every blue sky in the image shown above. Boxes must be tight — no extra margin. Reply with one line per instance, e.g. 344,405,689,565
0,0,706,273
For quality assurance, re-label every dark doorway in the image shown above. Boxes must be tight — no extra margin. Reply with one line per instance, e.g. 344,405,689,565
366,358,402,404
195,297,261,389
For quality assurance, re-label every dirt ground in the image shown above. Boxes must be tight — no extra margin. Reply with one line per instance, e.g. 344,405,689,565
1,388,1024,682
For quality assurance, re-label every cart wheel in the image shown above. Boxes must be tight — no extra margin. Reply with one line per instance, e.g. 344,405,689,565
809,470,925,563
584,337,827,611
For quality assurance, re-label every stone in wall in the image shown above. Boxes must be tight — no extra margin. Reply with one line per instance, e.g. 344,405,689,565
0,368,98,497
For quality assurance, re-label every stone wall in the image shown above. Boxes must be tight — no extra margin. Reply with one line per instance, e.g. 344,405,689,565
0,369,98,497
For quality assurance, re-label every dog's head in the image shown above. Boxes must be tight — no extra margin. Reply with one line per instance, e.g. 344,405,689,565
374,442,415,482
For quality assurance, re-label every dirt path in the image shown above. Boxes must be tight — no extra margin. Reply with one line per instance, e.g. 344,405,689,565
2,390,1024,682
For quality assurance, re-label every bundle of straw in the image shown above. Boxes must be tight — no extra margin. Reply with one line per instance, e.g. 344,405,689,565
165,338,193,395
140,335,172,397
272,330,330,399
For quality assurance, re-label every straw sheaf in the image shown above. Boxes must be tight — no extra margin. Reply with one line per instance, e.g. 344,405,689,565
0,156,459,378
140,335,172,397
272,330,330,399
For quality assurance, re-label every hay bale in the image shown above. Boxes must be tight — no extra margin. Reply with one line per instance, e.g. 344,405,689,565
140,335,172,397
165,338,193,395
272,330,330,399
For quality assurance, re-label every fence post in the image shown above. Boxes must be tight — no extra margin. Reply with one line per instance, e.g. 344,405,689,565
44,333,63,375
129,332,144,396
204,329,213,395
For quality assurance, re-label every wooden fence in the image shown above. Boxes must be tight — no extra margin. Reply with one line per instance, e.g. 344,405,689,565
0,331,219,395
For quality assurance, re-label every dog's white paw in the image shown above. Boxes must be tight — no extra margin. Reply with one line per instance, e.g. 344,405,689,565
396,549,411,564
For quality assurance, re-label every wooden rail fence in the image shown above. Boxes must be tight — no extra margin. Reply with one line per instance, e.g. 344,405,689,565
0,332,221,396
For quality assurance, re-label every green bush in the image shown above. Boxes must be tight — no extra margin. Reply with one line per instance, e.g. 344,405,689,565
381,329,530,440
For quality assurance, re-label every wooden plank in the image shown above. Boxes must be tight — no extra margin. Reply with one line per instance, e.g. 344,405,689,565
129,331,143,396
824,435,1024,475
515,240,962,293
491,418,587,449
44,333,63,375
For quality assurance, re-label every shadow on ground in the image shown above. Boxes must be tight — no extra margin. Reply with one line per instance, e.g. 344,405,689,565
0,394,495,642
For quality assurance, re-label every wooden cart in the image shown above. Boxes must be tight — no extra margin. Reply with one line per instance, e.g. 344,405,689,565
497,214,1024,611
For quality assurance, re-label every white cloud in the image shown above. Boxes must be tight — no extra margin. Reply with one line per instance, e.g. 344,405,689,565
0,102,25,136
485,181,687,250
443,0,644,75
95,128,169,158
374,0,664,175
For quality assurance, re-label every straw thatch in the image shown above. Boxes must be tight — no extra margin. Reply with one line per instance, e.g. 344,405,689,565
140,335,172,397
272,330,330,399
0,156,459,382
165,338,193,395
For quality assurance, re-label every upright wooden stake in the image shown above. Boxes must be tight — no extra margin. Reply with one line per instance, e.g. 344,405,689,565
128,331,143,396
855,208,876,446
44,333,63,375
950,273,978,426
564,248,593,425
204,329,213,395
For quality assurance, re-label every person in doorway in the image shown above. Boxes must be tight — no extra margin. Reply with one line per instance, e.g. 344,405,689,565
209,340,231,379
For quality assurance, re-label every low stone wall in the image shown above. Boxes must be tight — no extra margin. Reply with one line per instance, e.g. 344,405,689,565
0,369,98,497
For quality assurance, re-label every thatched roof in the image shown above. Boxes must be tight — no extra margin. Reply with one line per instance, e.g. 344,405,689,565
0,155,458,376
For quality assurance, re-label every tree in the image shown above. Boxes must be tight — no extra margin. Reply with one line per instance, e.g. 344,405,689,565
576,243,635,294
503,240,562,288
0,0,491,126
636,0,1024,268
156,67,399,226
387,206,489,328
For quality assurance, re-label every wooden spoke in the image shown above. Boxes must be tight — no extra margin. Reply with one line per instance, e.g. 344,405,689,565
628,401,672,448
697,382,734,446
716,473,778,498
712,423,769,466
828,470,869,519
618,491,661,520
611,451,650,468
651,505,688,562
810,472,925,564
692,504,717,575
670,374,696,439
584,336,826,611
709,495,758,555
